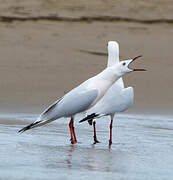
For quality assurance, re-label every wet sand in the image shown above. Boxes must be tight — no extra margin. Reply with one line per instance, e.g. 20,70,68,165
1,113,173,180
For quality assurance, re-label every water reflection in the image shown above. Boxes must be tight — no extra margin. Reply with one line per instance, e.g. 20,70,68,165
1,114,173,180
66,145,75,169
37,143,127,174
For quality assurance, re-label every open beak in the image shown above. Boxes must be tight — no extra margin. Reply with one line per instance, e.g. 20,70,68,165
129,55,146,71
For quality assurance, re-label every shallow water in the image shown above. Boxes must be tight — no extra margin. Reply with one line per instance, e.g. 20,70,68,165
0,113,173,180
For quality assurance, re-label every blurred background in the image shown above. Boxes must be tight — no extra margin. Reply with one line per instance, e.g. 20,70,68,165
0,0,172,116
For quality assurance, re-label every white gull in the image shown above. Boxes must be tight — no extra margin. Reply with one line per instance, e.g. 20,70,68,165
19,42,144,144
79,41,145,145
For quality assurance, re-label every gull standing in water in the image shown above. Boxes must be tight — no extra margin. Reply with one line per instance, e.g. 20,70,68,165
79,41,145,145
19,42,145,144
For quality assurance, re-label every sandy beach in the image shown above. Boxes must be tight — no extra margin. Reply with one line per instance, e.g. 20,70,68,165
0,20,173,115
0,1,172,115
0,1,173,179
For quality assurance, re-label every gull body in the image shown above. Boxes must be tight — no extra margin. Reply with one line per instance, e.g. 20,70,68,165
79,41,137,145
18,50,136,144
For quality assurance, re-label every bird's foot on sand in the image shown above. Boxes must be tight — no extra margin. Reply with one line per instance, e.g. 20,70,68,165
109,140,112,146
70,139,77,144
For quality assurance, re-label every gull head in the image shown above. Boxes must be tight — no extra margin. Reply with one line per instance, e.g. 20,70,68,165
107,41,119,54
115,55,146,76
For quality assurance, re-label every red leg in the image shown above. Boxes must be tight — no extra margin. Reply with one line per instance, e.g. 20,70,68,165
109,115,114,146
69,118,74,144
71,117,77,143
69,118,77,144
93,121,100,144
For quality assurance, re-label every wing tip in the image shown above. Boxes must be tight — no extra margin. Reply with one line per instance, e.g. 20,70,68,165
18,121,41,133
79,113,99,123
18,124,32,133
88,119,93,125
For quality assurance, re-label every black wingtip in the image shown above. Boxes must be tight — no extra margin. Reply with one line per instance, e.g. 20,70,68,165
18,124,33,133
79,113,99,123
88,119,93,125
18,121,41,133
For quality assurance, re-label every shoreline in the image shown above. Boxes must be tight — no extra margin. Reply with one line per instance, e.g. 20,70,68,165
0,112,172,125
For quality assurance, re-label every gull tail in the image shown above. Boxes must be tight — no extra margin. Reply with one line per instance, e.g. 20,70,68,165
18,121,41,133
79,113,99,124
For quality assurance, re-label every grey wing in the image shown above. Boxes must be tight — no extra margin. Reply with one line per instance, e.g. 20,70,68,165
39,89,98,122
39,96,64,120
102,87,134,114
57,89,98,117
88,86,134,116
100,87,134,114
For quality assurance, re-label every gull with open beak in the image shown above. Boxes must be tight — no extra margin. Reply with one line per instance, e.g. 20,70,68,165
79,41,146,145
19,42,145,145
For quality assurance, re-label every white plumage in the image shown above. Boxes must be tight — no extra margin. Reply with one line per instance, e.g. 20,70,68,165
79,41,134,145
19,41,145,145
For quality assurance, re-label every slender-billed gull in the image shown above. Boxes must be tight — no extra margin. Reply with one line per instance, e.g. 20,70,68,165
19,43,145,144
79,42,145,145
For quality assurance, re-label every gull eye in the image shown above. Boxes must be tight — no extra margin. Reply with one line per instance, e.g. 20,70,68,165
123,62,126,66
